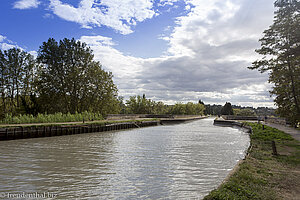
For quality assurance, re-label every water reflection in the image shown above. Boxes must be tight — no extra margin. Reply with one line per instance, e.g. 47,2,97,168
0,118,249,199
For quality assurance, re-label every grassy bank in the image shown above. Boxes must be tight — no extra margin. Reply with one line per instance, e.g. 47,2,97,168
0,112,103,124
204,123,300,200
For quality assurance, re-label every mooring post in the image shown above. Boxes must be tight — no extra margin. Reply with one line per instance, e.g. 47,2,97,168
272,140,278,156
21,127,24,139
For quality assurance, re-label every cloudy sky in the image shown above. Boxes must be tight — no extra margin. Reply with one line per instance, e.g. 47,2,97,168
0,0,276,107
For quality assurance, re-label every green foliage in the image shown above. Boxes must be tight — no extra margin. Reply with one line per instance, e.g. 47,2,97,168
125,95,205,115
233,109,256,116
205,104,223,115
0,38,121,120
204,161,276,200
249,0,300,125
0,48,36,118
221,102,234,115
169,102,205,115
246,122,294,141
0,111,103,124
36,38,120,115
126,94,156,114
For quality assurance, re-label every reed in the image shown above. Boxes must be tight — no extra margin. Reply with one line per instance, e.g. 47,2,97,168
0,111,103,124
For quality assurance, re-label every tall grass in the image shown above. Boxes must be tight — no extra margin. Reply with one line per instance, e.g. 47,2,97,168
0,111,103,124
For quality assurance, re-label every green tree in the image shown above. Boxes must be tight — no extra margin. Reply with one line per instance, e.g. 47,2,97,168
221,102,234,115
233,108,256,116
36,38,119,115
198,99,205,105
170,102,205,115
249,0,300,125
0,48,36,117
126,94,155,114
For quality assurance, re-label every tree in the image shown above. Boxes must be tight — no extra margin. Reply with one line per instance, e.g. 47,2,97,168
233,108,256,116
0,48,36,117
249,0,300,125
221,102,234,115
126,95,156,114
170,102,205,115
198,99,205,105
36,38,119,115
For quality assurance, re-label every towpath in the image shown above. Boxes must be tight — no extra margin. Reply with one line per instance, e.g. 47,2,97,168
263,122,300,141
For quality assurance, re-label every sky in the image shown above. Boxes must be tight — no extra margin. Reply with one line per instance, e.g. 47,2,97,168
0,0,276,107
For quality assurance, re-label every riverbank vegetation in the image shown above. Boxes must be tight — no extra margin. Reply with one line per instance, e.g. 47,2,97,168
249,0,300,126
0,37,205,125
0,111,103,124
204,103,276,117
123,95,205,115
0,38,120,120
204,122,300,200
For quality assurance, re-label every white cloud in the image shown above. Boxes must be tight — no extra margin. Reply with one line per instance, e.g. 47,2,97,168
0,35,22,51
13,0,40,9
0,35,6,43
79,0,276,107
49,0,156,34
0,35,31,53
0,43,18,51
79,35,146,98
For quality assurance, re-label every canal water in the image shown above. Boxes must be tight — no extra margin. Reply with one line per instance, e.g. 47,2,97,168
0,118,249,199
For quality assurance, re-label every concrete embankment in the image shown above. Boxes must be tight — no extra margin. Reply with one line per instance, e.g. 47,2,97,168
160,116,207,125
0,120,158,141
213,118,252,134
0,115,207,141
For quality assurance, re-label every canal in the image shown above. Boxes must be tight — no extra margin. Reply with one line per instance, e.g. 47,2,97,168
0,118,250,199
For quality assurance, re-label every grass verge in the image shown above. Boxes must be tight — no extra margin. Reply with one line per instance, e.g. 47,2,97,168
0,118,159,128
203,122,300,200
0,112,104,124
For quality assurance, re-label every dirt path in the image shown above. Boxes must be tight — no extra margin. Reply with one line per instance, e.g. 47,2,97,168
263,122,300,141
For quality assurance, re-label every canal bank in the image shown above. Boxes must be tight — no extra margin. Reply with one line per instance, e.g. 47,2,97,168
204,119,300,200
0,117,249,199
0,116,207,141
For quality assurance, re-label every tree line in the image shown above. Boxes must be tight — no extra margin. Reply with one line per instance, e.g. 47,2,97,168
0,38,205,122
204,101,276,117
0,38,120,119
121,94,205,115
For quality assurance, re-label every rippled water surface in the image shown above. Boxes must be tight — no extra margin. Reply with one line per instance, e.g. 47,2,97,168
0,118,249,199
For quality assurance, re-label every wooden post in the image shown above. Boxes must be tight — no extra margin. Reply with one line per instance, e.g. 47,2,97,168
21,127,24,139
272,141,278,156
